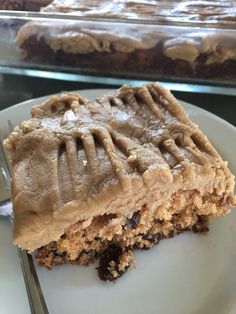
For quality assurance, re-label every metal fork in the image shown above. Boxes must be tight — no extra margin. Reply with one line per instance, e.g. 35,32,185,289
0,134,49,314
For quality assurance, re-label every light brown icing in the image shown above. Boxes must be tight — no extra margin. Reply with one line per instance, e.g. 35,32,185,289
4,83,235,251
164,32,236,64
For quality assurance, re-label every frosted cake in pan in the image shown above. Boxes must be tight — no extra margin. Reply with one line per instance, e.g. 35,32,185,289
16,0,236,81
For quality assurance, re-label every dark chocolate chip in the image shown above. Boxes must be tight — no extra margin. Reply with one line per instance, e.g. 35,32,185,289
192,215,209,233
142,232,162,243
59,251,67,258
168,230,175,238
77,249,97,260
141,232,163,247
126,211,141,229
97,244,129,281
51,251,58,258
51,250,66,259
197,215,209,224
134,232,163,250
192,224,209,233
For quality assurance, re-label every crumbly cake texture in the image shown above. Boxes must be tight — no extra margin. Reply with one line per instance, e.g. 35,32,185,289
15,0,236,81
5,82,235,280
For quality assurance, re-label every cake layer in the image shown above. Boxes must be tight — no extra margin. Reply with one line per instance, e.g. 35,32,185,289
5,83,235,253
36,189,214,280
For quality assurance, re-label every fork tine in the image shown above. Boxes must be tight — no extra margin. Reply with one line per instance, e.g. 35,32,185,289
0,129,11,190
1,120,15,172
8,120,14,133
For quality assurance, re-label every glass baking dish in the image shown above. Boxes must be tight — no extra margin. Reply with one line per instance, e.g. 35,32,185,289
0,5,235,87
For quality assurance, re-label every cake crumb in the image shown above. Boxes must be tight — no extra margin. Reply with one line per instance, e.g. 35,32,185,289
127,154,137,163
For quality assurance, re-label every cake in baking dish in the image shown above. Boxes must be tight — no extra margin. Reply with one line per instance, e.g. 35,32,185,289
15,0,236,81
4,82,235,280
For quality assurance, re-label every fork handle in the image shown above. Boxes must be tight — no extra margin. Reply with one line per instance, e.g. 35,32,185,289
17,249,49,314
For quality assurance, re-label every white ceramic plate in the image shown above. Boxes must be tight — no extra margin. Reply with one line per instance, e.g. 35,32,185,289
0,90,236,314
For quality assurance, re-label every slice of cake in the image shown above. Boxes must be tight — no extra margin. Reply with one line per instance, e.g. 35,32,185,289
4,83,235,280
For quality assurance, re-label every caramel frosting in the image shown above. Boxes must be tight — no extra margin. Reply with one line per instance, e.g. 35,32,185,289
16,21,165,54
164,32,236,64
16,0,236,64
4,83,235,251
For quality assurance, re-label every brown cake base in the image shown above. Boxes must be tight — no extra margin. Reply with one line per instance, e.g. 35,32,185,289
20,36,236,83
36,189,227,281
